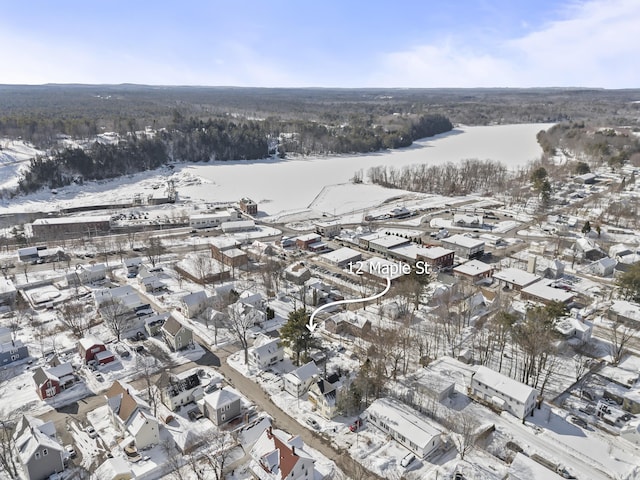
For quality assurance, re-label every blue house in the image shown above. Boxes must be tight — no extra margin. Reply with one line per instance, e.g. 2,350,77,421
0,339,30,365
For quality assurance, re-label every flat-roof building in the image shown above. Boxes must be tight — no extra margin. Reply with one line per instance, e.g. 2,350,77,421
441,234,484,260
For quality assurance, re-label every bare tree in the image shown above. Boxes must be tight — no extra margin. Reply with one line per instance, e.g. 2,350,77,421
225,303,254,364
145,236,166,268
608,320,635,365
446,412,479,461
136,356,162,418
100,298,131,342
195,431,238,480
193,254,213,285
113,235,128,262
0,417,19,479
58,301,90,338
20,261,30,282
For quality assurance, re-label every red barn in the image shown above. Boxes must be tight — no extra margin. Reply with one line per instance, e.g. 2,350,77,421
78,337,107,364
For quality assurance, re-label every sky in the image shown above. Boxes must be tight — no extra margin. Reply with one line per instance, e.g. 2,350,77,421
0,0,638,88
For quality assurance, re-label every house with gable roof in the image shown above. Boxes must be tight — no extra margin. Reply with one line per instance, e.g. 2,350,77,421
181,290,209,319
161,315,193,351
32,362,76,400
249,426,316,480
283,361,320,398
470,366,539,419
248,334,284,370
307,373,343,419
105,381,160,449
13,415,65,480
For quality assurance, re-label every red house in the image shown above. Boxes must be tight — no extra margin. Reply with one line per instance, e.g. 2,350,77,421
78,337,112,364
33,363,75,399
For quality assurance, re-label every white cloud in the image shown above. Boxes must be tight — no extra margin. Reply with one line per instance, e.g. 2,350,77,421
371,0,640,88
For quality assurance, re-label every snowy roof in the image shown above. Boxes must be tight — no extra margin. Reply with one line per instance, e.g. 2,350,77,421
366,397,441,450
521,281,574,303
78,336,104,350
182,290,208,307
250,337,283,358
472,366,538,404
283,361,320,385
162,315,187,336
594,257,617,269
250,427,314,479
417,246,455,259
32,215,111,225
319,247,361,264
204,386,240,409
453,259,492,276
92,456,133,480
209,236,242,250
610,300,640,323
368,235,410,249
221,220,255,230
442,234,484,249
359,256,408,280
95,350,115,361
610,243,634,258
493,267,540,287
0,278,16,295
14,416,63,465
297,233,321,242
0,339,24,352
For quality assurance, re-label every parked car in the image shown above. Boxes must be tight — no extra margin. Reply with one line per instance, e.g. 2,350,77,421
95,372,104,382
64,445,77,458
85,426,98,438
134,345,145,353
305,417,320,430
569,416,588,428
349,418,363,432
400,453,415,468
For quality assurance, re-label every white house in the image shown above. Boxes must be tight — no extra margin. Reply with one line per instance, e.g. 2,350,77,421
105,381,160,449
621,419,640,445
589,257,617,277
159,371,203,412
283,361,320,398
492,268,540,291
470,366,539,419
249,427,316,480
308,374,343,419
248,335,284,370
181,290,209,319
365,397,442,458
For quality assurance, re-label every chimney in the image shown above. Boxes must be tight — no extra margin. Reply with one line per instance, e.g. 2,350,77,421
267,426,273,439
292,445,296,456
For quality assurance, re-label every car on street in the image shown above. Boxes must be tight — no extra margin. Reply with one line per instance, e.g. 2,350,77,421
569,416,588,428
306,417,320,430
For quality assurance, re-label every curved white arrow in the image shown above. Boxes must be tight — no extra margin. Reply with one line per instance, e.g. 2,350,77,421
306,277,392,332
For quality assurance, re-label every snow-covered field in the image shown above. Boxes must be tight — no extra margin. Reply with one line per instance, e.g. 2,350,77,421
0,124,550,220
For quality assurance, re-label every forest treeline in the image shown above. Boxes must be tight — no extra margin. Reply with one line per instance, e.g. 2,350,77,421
15,113,453,193
364,159,510,196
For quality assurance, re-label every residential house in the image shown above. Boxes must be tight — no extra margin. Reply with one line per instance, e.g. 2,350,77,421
123,257,143,275
13,415,65,480
470,366,539,419
0,339,29,366
33,362,76,400
283,361,320,398
574,237,606,261
410,364,456,402
621,419,640,445
78,337,115,365
248,335,284,370
159,371,204,411
181,290,209,318
67,263,106,286
105,381,160,449
366,397,442,458
534,257,565,279
324,311,372,338
610,243,634,259
249,426,316,480
589,257,617,277
307,373,342,419
200,387,242,426
453,213,483,228
91,457,134,480
609,300,640,327
161,316,193,351
284,263,311,285
229,301,266,328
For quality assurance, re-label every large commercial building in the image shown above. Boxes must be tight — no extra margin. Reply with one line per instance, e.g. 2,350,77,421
31,215,111,239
